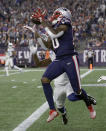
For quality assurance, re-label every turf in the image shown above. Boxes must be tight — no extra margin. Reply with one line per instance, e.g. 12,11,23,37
27,69,106,131
0,68,106,131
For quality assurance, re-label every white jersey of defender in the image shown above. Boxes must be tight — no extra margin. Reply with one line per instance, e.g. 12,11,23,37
28,39,38,54
49,50,74,108
6,47,14,58
5,46,14,67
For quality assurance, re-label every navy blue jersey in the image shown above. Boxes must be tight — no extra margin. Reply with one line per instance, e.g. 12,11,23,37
52,23,77,59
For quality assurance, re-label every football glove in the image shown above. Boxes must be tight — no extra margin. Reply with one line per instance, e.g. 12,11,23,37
31,8,47,24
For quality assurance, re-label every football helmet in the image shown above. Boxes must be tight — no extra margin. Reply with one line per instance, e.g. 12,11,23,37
8,42,13,46
50,7,71,25
8,42,14,49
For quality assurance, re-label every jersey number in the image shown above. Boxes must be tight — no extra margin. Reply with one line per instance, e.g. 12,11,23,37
52,38,59,49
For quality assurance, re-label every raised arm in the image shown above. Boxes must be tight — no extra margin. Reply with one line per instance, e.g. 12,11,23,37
30,8,68,39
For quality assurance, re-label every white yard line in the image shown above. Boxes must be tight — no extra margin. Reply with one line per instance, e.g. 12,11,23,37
0,69,45,77
13,102,49,131
0,69,45,72
80,69,93,79
80,68,106,71
0,68,106,73
0,68,94,77
81,83,106,87
12,69,94,131
0,71,21,76
0,67,105,77
0,68,92,77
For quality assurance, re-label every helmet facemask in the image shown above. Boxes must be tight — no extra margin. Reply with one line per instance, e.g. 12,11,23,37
49,11,63,25
49,7,71,25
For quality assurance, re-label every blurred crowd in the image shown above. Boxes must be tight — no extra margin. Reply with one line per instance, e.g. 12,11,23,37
0,0,105,49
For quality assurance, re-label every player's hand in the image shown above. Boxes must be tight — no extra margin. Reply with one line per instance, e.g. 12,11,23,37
31,8,47,24
23,25,36,33
23,25,31,30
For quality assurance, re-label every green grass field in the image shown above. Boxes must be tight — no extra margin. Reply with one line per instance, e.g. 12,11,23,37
0,68,106,131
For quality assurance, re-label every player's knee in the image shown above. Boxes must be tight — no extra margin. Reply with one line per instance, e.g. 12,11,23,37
41,77,51,84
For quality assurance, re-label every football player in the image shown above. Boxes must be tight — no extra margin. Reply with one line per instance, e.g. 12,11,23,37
5,41,22,76
86,48,95,69
23,24,96,124
23,25,38,63
33,49,96,124
30,7,97,122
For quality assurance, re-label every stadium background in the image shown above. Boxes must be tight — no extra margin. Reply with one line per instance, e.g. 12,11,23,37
0,1,106,131
0,0,105,67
